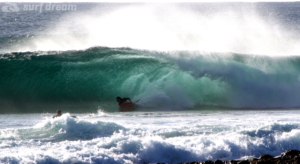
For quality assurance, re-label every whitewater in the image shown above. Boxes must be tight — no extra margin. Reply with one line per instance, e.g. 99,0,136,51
1,2,300,164
2,110,300,163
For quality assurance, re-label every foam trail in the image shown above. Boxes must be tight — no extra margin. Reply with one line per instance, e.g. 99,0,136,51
133,84,195,110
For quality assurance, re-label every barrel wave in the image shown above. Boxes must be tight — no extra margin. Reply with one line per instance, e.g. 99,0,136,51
1,46,300,113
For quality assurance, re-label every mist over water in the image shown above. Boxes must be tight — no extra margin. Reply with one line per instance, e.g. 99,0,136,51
2,2,300,56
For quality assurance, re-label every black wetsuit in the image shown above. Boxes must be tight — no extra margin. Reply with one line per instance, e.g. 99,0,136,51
118,98,131,105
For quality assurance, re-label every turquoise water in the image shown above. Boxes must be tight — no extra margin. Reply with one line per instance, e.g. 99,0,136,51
2,2,300,163
1,48,300,113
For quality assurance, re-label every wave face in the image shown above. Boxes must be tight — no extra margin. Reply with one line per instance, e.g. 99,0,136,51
1,47,300,113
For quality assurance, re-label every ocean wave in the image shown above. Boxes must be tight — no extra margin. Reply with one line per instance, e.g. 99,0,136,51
1,47,300,113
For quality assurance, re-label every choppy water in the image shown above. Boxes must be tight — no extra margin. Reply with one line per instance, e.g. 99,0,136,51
1,110,300,163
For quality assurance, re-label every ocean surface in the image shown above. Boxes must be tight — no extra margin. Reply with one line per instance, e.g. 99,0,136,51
1,2,300,163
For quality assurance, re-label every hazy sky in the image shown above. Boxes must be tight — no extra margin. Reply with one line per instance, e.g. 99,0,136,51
0,0,298,2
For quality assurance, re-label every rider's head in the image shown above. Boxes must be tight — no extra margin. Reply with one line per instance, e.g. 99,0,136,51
116,97,121,102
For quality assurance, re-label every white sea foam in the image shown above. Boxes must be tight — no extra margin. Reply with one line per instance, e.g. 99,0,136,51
1,110,300,163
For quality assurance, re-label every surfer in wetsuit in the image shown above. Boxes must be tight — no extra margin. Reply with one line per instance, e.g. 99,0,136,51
52,110,62,118
116,97,131,106
52,110,76,118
